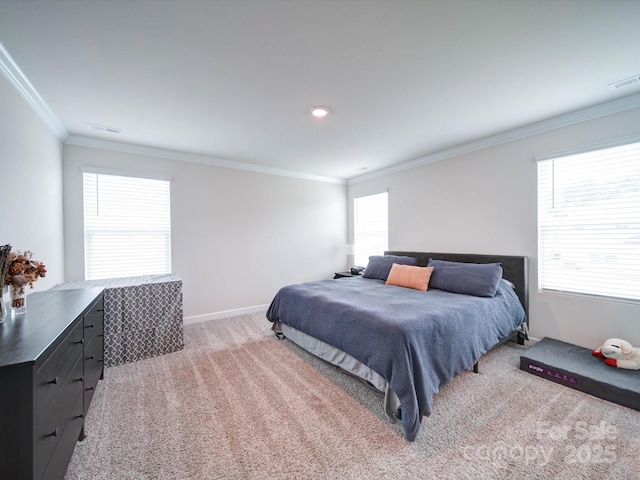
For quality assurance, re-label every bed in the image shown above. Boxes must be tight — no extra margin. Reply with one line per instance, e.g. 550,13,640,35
266,251,528,441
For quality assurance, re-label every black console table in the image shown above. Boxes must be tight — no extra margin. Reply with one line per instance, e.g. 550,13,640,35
0,288,105,480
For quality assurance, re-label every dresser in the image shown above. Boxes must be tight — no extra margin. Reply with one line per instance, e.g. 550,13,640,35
0,288,105,480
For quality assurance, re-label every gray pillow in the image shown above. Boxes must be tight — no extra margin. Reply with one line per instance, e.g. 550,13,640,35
427,259,503,297
363,255,418,281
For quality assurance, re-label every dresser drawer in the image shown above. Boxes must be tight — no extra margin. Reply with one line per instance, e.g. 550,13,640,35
33,356,83,480
40,392,84,480
84,298,104,346
34,320,84,426
84,335,104,409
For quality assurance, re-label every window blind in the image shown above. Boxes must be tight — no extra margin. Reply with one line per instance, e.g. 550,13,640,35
353,192,388,267
537,141,640,301
83,172,171,280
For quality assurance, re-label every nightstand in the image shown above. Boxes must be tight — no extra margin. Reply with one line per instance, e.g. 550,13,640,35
334,271,361,279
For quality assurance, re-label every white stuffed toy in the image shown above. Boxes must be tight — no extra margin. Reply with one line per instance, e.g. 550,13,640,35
592,338,640,370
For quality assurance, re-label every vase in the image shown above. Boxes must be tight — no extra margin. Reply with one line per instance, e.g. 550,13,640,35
0,293,6,323
10,283,27,315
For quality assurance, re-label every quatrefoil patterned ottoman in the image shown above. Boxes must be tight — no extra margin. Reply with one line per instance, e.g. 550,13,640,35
53,274,184,366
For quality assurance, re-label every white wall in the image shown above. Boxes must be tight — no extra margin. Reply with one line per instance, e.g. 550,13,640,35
0,74,64,295
63,144,347,321
349,107,640,350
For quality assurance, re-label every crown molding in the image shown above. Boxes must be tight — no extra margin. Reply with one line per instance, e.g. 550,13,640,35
64,135,346,185
347,92,640,185
0,41,68,141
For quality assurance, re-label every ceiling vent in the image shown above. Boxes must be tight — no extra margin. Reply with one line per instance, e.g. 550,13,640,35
607,74,640,90
86,123,122,134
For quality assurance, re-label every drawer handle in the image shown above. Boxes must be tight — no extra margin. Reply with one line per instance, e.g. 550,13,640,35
47,428,59,438
47,377,59,385
76,413,85,419
86,355,94,360
75,339,84,345
85,323,95,329
75,376,84,382
86,386,95,392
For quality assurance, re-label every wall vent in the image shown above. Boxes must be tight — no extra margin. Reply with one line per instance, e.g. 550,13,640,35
608,74,640,90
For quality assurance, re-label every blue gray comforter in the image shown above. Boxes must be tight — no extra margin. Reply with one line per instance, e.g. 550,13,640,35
266,276,526,441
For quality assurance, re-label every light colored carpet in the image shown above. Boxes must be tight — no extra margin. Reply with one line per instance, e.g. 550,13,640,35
65,313,640,479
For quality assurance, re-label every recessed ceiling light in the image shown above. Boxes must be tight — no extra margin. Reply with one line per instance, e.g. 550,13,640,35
86,122,122,134
309,106,330,118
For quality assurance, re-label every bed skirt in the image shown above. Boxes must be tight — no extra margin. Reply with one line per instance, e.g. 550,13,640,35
272,320,401,422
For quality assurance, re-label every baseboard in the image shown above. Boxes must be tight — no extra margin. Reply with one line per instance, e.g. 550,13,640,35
183,304,269,325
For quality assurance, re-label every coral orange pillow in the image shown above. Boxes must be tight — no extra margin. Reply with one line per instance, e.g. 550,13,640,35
385,264,434,291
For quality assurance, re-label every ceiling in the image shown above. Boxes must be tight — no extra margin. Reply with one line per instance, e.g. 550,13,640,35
1,0,640,182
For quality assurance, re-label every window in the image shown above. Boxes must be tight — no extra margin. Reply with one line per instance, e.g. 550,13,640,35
537,140,640,301
83,171,171,280
353,192,388,267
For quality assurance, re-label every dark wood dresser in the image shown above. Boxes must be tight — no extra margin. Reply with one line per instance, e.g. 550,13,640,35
0,288,105,480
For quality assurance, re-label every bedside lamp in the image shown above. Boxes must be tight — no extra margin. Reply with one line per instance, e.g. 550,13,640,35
346,244,355,270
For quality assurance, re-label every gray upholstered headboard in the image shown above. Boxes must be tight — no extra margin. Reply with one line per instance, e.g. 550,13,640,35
385,251,529,321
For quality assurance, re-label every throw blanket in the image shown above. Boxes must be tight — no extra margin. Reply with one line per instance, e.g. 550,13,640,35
266,277,526,441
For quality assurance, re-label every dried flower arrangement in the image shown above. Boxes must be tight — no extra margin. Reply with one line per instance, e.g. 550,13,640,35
3,250,47,309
